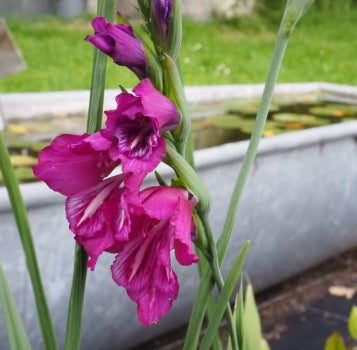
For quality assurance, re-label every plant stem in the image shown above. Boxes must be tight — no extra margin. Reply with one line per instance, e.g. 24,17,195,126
184,1,315,347
217,19,291,265
63,245,88,350
64,1,115,349
87,0,115,133
0,131,58,350
200,213,239,350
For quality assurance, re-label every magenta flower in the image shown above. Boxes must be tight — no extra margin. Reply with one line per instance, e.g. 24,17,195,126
66,174,134,270
100,78,180,174
85,17,148,79
33,133,119,196
152,0,173,45
111,186,198,326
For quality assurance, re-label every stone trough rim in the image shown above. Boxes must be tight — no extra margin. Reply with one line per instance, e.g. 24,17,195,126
1,82,356,211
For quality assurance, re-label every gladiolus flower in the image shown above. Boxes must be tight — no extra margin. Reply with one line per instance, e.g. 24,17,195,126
100,78,181,174
85,17,148,79
111,186,198,326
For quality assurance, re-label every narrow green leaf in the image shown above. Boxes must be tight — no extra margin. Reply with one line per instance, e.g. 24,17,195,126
348,306,357,341
199,241,250,350
324,332,347,350
0,260,32,350
205,290,223,350
227,293,239,350
195,250,223,350
244,282,263,350
237,279,246,350
0,131,57,350
183,263,214,350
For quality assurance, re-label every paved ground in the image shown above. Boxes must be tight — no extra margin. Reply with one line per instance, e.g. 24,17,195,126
130,246,357,350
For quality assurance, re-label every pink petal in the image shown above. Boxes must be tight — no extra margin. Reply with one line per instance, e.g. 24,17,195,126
118,137,166,174
111,221,179,325
33,133,119,196
133,78,180,131
139,186,199,266
66,174,130,269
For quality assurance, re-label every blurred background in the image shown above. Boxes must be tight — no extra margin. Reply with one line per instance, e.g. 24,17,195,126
0,0,356,92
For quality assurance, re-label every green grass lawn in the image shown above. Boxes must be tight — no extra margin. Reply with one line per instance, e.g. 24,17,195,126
1,5,357,93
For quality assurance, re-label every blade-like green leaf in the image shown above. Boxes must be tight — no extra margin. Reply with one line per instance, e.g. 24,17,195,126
199,241,250,350
261,338,270,350
227,293,239,350
183,263,214,350
0,260,32,350
244,282,263,350
195,251,223,350
348,306,357,342
237,279,246,350
324,332,347,350
0,131,57,350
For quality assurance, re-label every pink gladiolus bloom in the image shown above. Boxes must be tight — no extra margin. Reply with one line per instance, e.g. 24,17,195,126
33,133,118,196
101,78,180,174
66,174,133,270
85,17,148,79
111,186,198,326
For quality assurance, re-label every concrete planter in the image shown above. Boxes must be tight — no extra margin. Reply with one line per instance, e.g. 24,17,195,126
0,83,356,349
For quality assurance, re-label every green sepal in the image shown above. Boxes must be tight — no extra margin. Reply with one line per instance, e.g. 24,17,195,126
165,141,211,215
164,53,191,156
144,44,163,92
167,0,182,61
192,211,210,261
154,171,168,186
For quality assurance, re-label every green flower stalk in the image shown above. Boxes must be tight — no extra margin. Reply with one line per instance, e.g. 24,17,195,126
218,0,316,265
64,1,115,349
184,0,316,348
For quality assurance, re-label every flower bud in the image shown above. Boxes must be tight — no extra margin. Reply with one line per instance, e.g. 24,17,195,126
85,16,148,79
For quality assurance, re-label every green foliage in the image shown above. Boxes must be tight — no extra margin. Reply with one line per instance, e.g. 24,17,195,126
228,279,270,350
324,332,348,350
324,305,357,350
243,283,265,350
348,306,357,342
2,5,357,92
0,261,32,350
